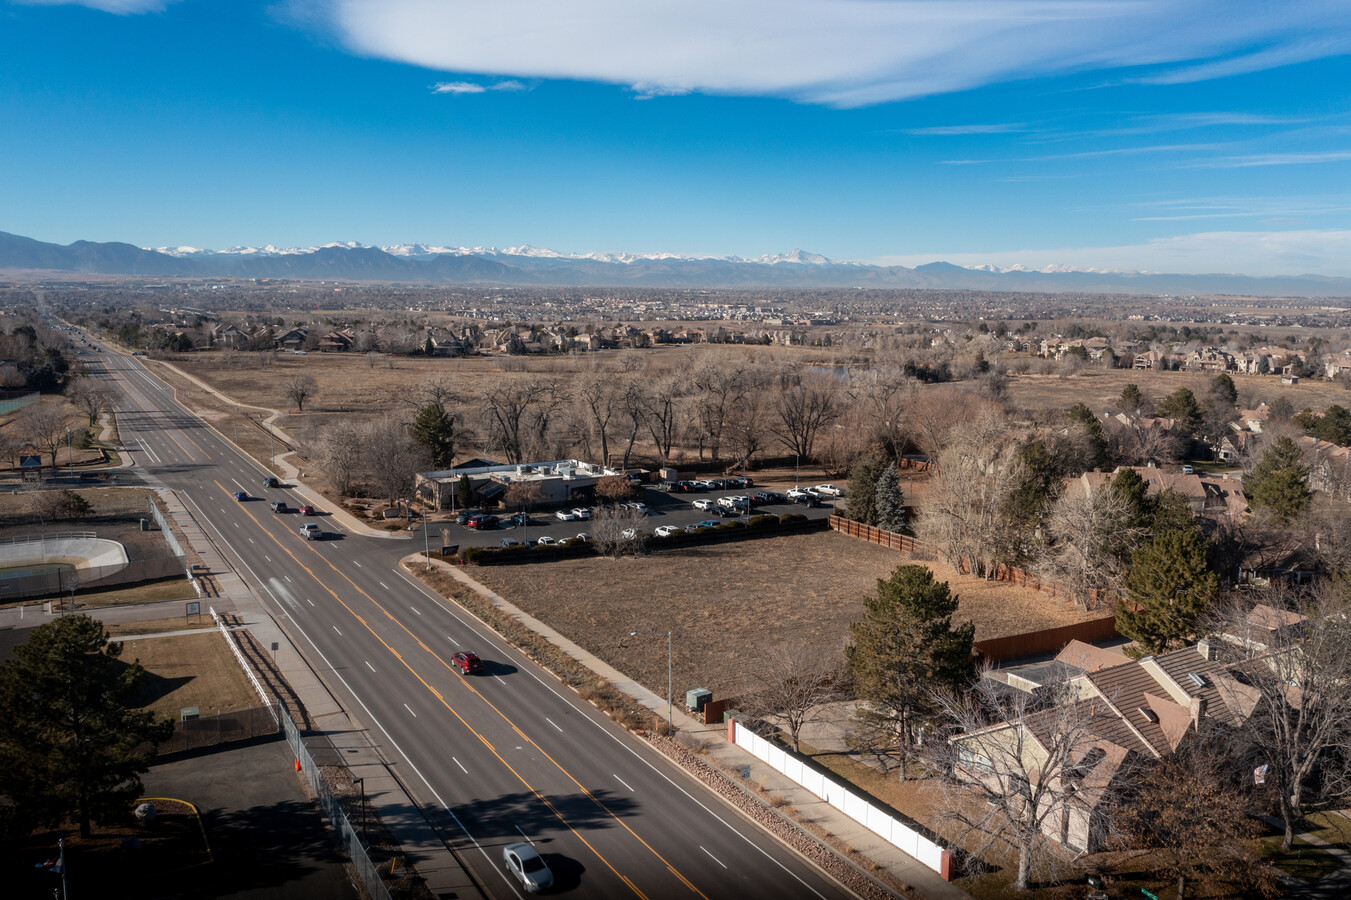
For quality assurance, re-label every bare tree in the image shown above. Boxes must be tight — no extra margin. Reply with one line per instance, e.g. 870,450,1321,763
1036,484,1143,609
850,365,913,460
364,415,429,512
311,421,363,497
17,400,72,468
575,371,621,465
907,387,1001,461
739,645,846,753
690,352,751,462
503,480,544,520
591,505,647,558
928,674,1130,891
284,374,318,412
479,378,533,463
770,369,840,461
642,373,685,465
67,379,113,427
1208,587,1351,851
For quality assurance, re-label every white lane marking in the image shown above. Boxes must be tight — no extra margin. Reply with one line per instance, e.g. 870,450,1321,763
410,606,421,616
248,538,254,544
366,661,376,673
284,576,291,583
353,560,363,567
403,703,417,718
514,825,535,845
264,555,271,562
701,846,727,869
333,626,342,635
615,774,634,792
453,757,468,774
378,581,389,590
305,597,315,607
494,675,506,685
545,717,563,733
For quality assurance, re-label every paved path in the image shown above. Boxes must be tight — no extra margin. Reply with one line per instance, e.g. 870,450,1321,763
429,555,970,900
1261,814,1351,899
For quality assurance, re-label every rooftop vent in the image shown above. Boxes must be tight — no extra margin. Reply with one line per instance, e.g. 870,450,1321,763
1188,672,1207,689
1138,707,1159,724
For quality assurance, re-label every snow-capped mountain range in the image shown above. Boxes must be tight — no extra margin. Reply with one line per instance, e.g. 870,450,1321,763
2,229,1347,296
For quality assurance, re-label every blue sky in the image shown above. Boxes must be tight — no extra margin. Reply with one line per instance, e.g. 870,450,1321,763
3,1,1351,275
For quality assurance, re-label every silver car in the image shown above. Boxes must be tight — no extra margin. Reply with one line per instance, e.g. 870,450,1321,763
504,842,553,893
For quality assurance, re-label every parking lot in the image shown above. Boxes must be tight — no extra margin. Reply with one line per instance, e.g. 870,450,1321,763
437,479,841,548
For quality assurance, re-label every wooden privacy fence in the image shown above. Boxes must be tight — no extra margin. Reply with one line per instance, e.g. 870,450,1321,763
829,515,1121,660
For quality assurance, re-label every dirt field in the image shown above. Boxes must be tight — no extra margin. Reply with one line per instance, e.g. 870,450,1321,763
468,530,1097,703
121,631,259,721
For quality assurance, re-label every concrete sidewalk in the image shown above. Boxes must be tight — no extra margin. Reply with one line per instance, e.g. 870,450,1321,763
427,556,970,900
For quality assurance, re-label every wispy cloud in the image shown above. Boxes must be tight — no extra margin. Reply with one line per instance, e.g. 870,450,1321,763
873,230,1351,277
1188,151,1351,168
310,1,1351,107
13,0,172,11
430,80,526,95
906,124,1026,136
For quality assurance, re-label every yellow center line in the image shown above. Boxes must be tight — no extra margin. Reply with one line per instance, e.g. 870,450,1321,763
215,482,654,900
109,369,199,461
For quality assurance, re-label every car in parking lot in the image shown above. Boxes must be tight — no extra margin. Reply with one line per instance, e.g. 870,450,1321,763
451,651,483,675
814,483,844,496
299,523,322,540
714,504,745,517
571,507,592,520
786,487,816,500
692,498,716,510
500,538,520,547
575,532,591,542
753,490,786,503
535,535,557,545
725,475,753,488
465,514,499,530
508,512,532,525
455,508,483,525
625,501,648,513
554,509,578,521
718,495,748,508
654,525,681,537
503,842,553,893
621,528,643,540
692,479,715,490
696,519,721,529
263,476,281,488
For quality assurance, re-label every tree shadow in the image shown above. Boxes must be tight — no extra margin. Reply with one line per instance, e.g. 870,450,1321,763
455,789,638,838
203,797,349,892
124,667,194,707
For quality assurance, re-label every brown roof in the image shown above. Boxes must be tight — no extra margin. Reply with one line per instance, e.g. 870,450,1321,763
1055,640,1124,673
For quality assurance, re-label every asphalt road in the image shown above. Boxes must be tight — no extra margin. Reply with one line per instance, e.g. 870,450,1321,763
76,333,857,900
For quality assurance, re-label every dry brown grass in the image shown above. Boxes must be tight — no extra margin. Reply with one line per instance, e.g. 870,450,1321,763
468,530,1097,703
121,631,259,720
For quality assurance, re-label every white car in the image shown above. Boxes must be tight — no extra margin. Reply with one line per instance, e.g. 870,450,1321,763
554,509,578,521
621,528,643,540
503,842,553,893
718,494,747,508
692,498,716,510
654,525,680,537
814,483,844,496
571,507,592,520
786,487,814,500
535,535,557,545
299,523,322,541
575,532,591,542
626,501,648,513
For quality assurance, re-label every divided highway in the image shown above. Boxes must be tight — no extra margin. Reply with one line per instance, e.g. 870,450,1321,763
84,342,857,900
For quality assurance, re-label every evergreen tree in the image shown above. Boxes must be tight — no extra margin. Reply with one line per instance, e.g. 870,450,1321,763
874,462,906,532
1109,467,1153,533
410,403,457,469
1118,530,1219,654
1244,436,1312,523
848,565,975,780
1066,403,1109,470
1158,388,1205,438
845,450,888,526
1119,382,1146,413
1003,439,1061,533
1209,373,1238,406
0,616,172,837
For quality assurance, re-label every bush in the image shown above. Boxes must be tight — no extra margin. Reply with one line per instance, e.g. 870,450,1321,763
747,514,777,529
718,520,747,530
778,513,808,524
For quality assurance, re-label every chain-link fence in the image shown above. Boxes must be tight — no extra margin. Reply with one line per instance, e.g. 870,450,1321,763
280,705,395,900
0,553,188,600
157,704,281,755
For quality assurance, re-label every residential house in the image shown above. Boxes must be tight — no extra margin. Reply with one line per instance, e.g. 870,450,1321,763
274,328,307,352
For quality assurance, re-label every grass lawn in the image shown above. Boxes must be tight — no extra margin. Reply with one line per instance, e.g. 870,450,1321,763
70,577,195,608
1259,833,1344,882
106,615,216,636
120,631,260,721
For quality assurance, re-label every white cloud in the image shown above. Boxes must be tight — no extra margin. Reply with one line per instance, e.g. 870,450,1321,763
310,1,1351,106
1188,151,1351,168
874,230,1351,277
431,79,527,95
13,0,171,11
906,123,1026,135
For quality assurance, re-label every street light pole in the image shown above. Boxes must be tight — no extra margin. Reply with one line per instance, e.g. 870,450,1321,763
630,630,673,734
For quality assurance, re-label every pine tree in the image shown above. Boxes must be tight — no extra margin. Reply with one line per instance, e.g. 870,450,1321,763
845,450,888,526
0,616,172,837
410,403,457,469
848,565,975,780
1118,529,1219,654
1158,388,1205,438
874,462,906,532
1066,403,1110,470
1244,436,1312,524
1119,382,1146,413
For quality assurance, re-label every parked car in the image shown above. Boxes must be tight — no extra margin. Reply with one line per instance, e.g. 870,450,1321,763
466,514,499,530
1181,464,1194,475
621,528,643,540
500,538,520,547
233,490,249,502
554,509,578,521
715,505,745,517
503,842,553,893
625,501,648,513
725,476,753,488
697,519,721,529
455,508,483,525
786,487,814,500
654,482,675,492
571,507,592,520
299,523,322,540
535,535,557,546
753,490,786,503
263,475,281,488
693,498,716,510
269,500,286,513
718,495,748,508
298,504,316,516
692,479,715,490
575,532,591,542
708,478,731,489
654,525,681,537
814,483,844,496
508,512,532,525
451,651,483,675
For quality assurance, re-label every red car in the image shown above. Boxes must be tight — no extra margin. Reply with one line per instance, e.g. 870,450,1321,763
465,514,499,530
298,504,316,516
452,651,483,675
